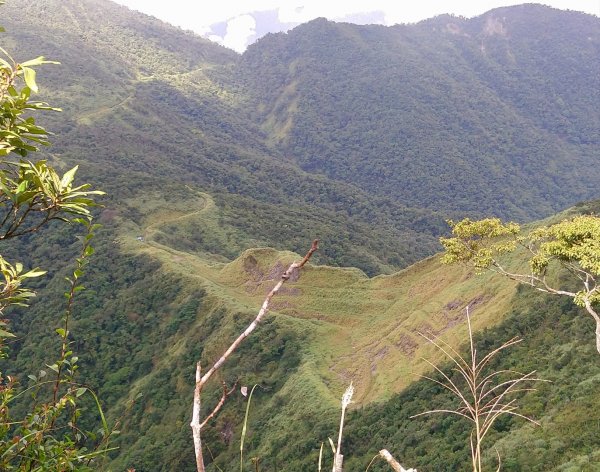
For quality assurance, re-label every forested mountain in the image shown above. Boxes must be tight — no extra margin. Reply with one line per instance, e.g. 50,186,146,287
1,0,599,470
1,0,452,276
238,5,600,219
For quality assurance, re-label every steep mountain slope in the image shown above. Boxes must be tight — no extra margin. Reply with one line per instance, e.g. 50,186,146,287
4,186,521,470
342,260,600,471
237,5,600,220
1,0,448,276
7,187,600,470
1,1,599,470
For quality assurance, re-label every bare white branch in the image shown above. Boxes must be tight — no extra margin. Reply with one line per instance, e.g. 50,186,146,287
379,449,417,472
190,240,319,472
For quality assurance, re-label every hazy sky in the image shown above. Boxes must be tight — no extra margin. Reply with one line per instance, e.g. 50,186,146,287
112,0,600,52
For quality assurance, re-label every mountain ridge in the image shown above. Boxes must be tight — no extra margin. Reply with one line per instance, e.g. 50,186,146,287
238,4,599,219
1,1,599,469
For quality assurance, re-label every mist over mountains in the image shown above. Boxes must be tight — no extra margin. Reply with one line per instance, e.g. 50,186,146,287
6,1,600,229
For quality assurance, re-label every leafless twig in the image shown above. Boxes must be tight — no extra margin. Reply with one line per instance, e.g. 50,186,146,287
198,380,237,430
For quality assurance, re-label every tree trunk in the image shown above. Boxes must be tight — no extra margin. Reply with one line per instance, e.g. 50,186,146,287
332,453,343,472
189,241,318,471
191,362,205,472
594,312,600,355
583,300,600,355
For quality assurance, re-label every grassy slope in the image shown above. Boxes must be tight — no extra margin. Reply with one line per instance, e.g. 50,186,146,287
108,194,600,471
92,187,520,470
341,265,600,471
121,188,519,405
4,183,598,470
1,0,447,276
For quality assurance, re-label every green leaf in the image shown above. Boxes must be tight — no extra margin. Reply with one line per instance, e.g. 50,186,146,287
22,268,46,278
20,85,31,100
16,180,27,193
22,66,38,93
20,56,59,67
16,190,40,205
60,165,78,189
76,387,87,397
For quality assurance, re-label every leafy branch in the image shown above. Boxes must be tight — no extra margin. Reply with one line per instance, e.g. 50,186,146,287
441,215,600,353
0,218,116,470
0,48,59,157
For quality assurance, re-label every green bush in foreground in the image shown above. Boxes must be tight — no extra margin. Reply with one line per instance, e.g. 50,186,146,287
0,13,110,469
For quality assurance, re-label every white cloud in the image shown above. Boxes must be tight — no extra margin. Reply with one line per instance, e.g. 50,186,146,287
219,14,257,53
113,0,281,35
112,0,599,51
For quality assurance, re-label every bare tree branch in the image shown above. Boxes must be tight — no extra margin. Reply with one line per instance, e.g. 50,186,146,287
198,380,237,430
190,240,318,472
378,449,417,472
191,362,205,472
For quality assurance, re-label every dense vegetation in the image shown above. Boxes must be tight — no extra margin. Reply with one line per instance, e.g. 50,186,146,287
0,21,111,467
343,282,600,471
1,0,599,470
238,5,599,220
228,280,600,471
1,0,452,277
